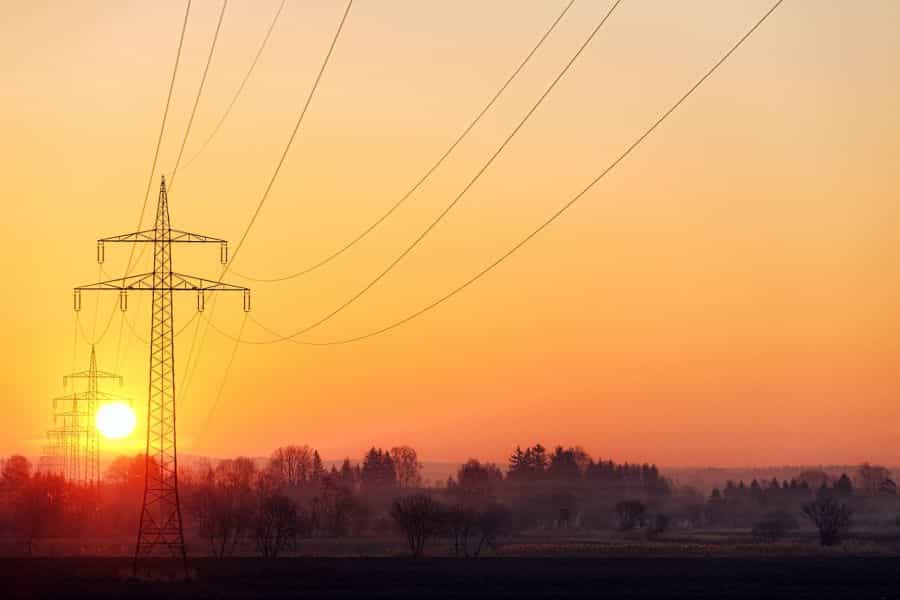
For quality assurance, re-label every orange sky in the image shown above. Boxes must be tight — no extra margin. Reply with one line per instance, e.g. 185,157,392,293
2,0,898,467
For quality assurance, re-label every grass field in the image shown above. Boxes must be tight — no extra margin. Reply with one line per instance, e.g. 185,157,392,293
3,555,900,598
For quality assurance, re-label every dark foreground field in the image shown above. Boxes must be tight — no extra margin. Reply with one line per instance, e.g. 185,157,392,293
4,556,900,599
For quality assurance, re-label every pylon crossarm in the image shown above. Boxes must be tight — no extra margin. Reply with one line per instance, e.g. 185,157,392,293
99,229,157,243
54,390,129,403
99,228,227,244
76,272,155,291
74,272,247,292
169,273,248,292
64,371,122,385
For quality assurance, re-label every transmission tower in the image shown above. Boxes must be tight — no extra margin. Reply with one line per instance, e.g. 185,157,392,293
50,346,124,485
74,175,250,576
39,429,65,476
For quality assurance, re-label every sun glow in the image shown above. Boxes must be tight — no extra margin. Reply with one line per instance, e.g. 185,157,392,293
96,402,137,440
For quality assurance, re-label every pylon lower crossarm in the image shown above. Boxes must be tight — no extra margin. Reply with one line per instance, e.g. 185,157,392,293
55,390,129,403
75,272,250,312
75,272,247,292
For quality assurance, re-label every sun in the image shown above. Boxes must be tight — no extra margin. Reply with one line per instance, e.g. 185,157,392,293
96,402,137,440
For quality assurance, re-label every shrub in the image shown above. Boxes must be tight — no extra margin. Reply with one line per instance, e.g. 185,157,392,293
615,500,646,531
646,514,670,539
752,519,786,542
752,510,799,542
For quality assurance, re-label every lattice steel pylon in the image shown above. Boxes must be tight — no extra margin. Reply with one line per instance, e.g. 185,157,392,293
74,176,250,577
52,346,124,485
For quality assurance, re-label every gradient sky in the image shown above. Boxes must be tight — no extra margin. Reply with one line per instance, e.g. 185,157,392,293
2,0,898,467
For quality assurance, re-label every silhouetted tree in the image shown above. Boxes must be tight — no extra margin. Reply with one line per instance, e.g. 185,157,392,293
312,477,358,537
442,503,477,557
471,503,511,556
254,492,301,558
1,454,31,491
268,445,314,487
455,460,503,500
190,459,257,558
390,493,444,558
507,446,527,479
311,451,325,483
833,473,854,496
361,447,397,488
14,473,67,554
796,470,830,491
339,458,357,487
548,447,587,481
752,510,798,542
856,463,891,496
390,446,423,488
803,496,852,547
615,500,646,531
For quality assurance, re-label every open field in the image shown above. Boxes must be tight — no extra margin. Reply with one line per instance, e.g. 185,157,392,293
4,556,900,598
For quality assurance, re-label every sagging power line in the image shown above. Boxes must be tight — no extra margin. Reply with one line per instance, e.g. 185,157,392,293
206,0,784,347
220,0,625,344
231,0,576,283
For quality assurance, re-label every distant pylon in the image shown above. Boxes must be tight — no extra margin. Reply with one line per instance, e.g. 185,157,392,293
62,346,124,484
74,176,250,577
50,346,124,485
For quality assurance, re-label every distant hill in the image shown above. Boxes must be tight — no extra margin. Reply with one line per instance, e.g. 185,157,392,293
662,465,900,493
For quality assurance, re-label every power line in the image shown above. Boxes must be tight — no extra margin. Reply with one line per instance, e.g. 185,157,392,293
127,0,193,279
89,0,193,349
230,0,624,343
208,0,785,347
115,1,226,377
194,312,248,447
175,0,287,175
169,0,229,189
178,0,354,426
232,0,576,283
223,0,354,279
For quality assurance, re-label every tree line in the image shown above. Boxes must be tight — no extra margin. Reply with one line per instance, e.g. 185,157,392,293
2,450,897,557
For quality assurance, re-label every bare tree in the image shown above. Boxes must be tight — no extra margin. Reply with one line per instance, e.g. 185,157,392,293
190,460,257,557
254,492,301,558
390,446,423,488
268,445,314,488
471,503,511,556
442,504,477,557
803,496,852,546
390,493,445,558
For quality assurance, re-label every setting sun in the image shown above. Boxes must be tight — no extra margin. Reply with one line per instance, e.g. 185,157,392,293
96,402,137,440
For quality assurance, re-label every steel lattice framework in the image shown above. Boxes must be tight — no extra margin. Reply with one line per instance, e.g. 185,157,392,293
50,346,125,485
75,176,249,576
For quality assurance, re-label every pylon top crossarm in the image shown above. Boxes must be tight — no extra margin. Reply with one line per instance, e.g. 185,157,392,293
64,370,122,386
98,228,227,244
